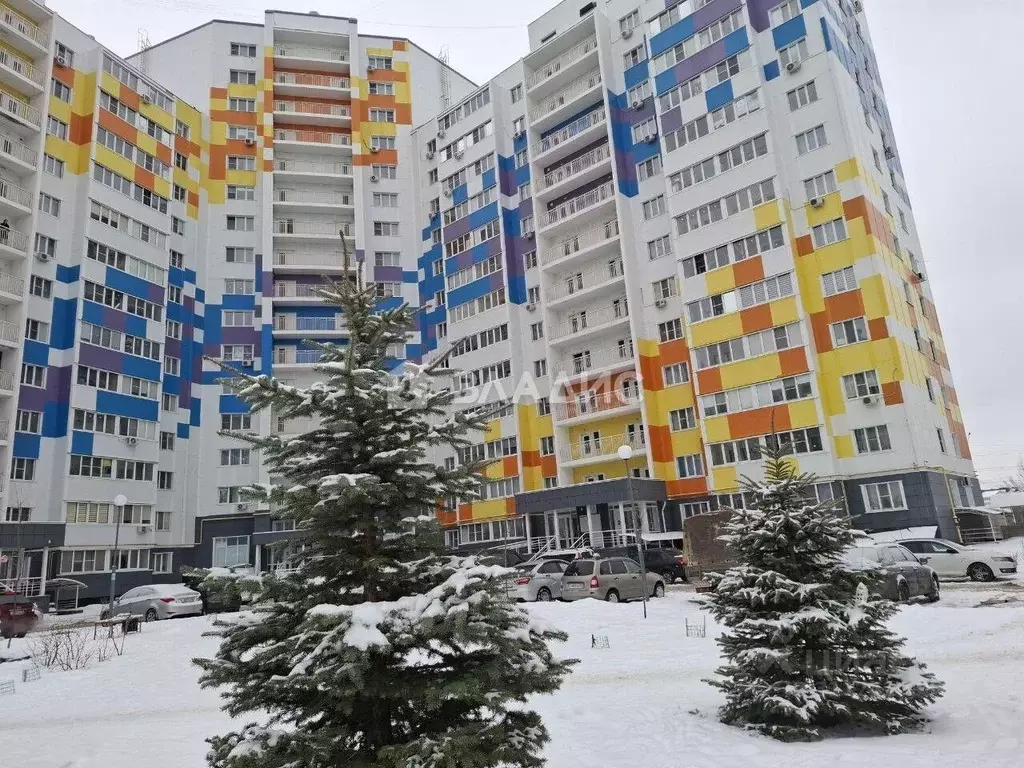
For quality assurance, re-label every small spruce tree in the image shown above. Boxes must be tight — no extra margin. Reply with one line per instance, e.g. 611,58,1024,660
704,446,944,741
195,261,574,767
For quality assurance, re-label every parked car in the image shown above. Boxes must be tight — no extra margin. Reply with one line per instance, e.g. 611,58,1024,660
843,544,940,602
596,546,687,583
102,584,203,621
508,560,567,602
0,594,41,638
561,557,665,603
896,538,1017,582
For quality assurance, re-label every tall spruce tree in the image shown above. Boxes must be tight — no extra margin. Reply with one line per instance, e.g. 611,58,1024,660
704,446,944,742
195,262,574,767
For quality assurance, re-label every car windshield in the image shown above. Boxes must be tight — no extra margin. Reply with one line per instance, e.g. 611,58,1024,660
564,561,594,576
936,539,965,551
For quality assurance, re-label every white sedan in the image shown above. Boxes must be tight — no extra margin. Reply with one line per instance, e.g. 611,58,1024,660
897,538,1018,582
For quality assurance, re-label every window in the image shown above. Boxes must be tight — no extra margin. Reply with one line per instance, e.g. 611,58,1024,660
540,436,555,456
15,410,41,434
787,80,818,111
670,408,696,431
653,278,677,301
770,0,801,26
530,322,544,341
157,471,173,490
831,317,869,347
368,81,395,95
54,41,75,67
220,448,251,466
627,80,652,106
675,178,776,236
172,184,186,202
222,311,253,328
162,393,176,412
677,454,704,478
227,155,255,171
663,362,689,387
43,153,64,177
796,124,827,155
46,115,68,140
25,319,49,343
642,195,665,220
10,458,34,480
936,428,947,454
658,319,683,342
854,425,892,454
899,209,909,233
228,97,256,113
623,41,646,68
862,480,906,512
29,276,52,298
21,364,45,388
843,370,880,399
647,235,672,261
228,125,256,140
93,163,169,212
61,549,107,574
160,431,175,451
372,192,399,208
812,217,848,248
212,536,250,568
229,69,257,84
533,359,547,378
221,344,254,361
370,135,396,150
924,376,937,403
368,55,393,70
510,83,523,103
369,108,396,123
153,552,173,574
636,155,662,181
34,234,56,258
230,42,257,57
821,266,857,296
373,221,399,236
371,164,398,179
222,414,252,431
778,38,809,68
226,185,255,201
225,246,255,263
169,250,184,269
804,171,837,202
620,9,640,34
5,506,30,522
226,215,255,231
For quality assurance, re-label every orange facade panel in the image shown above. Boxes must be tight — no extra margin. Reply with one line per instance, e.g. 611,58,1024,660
666,477,709,498
795,234,814,257
98,108,138,145
739,303,773,335
521,449,541,468
638,352,662,391
778,346,809,377
648,424,673,463
210,87,228,99
660,338,690,365
823,288,865,323
733,254,765,287
502,456,518,477
133,166,156,193
696,366,722,395
208,144,226,181
52,63,75,87
355,148,398,167
540,454,558,477
881,380,903,406
119,87,141,111
505,497,516,516
396,103,412,125
187,190,199,208
69,113,93,146
211,109,259,126
392,40,407,51
867,316,889,340
809,311,833,354
174,134,201,158
154,141,173,166
727,404,791,440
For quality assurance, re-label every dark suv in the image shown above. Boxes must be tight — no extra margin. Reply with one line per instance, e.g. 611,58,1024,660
595,546,687,583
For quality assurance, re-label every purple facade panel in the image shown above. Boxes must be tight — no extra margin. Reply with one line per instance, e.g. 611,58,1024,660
79,343,125,372
660,105,683,134
443,217,472,242
670,37,729,85
220,327,258,344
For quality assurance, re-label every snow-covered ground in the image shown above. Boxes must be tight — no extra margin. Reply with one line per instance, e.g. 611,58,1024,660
3,584,1024,767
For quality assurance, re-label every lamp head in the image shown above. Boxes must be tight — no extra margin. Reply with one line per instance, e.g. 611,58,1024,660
617,444,633,461
114,494,127,508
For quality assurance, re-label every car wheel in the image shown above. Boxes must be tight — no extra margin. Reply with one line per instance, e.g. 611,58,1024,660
15,632,27,639
99,609,110,621
536,587,552,602
897,581,911,603
926,575,941,603
605,589,620,603
652,582,665,598
968,562,995,582
661,570,674,585
144,608,159,622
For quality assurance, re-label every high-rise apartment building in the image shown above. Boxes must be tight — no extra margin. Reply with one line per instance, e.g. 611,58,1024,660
0,0,979,602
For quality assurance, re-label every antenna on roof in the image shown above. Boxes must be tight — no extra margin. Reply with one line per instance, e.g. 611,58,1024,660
439,45,451,112
137,28,151,76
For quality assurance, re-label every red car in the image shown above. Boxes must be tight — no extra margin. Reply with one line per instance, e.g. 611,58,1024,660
0,594,41,638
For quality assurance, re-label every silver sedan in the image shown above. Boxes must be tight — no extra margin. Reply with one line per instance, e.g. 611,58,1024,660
107,584,203,621
508,560,567,602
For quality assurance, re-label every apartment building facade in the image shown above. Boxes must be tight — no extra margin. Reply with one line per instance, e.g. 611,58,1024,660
0,0,978,600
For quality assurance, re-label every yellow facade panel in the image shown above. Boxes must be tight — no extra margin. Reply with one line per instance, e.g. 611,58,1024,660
225,169,258,187
225,84,260,99
670,429,703,455
753,199,783,230
470,499,508,522
134,132,158,157
48,96,72,123
94,145,136,180
711,465,738,493
835,157,861,183
139,101,174,132
702,415,731,444
859,274,890,320
787,399,820,429
719,354,782,390
769,295,800,326
834,434,855,459
805,191,844,227
705,264,736,296
688,313,744,347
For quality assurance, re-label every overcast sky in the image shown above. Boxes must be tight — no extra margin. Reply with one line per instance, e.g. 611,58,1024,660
46,0,1024,488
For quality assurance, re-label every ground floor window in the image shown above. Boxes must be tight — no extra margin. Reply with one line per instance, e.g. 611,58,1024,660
458,517,525,545
152,552,173,574
861,480,906,512
212,536,250,567
116,549,150,570
60,549,108,574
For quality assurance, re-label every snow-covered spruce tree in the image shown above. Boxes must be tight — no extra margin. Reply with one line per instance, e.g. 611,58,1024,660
703,445,944,742
195,264,574,767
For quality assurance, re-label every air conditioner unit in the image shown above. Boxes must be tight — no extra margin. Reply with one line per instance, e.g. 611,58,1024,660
454,150,464,159
442,188,452,198
426,150,435,160
853,0,862,11
810,196,825,208
631,98,645,110
141,94,153,105
524,231,535,240
429,211,439,220
125,436,138,446
437,129,446,139
136,525,150,534
244,137,256,147
514,130,525,139
644,133,659,144
914,271,925,281
862,395,881,406
367,66,376,74
655,298,668,308
34,252,50,262
370,174,379,182
240,360,254,368
370,146,381,154
54,54,67,67
785,60,802,74
525,303,536,312
237,502,249,511
622,27,634,39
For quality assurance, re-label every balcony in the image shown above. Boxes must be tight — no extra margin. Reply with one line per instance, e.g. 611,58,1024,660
273,100,351,127
539,180,615,235
273,219,353,242
542,219,620,270
272,415,319,436
0,418,8,443
555,341,637,380
274,188,353,214
0,132,34,174
273,43,349,73
554,389,642,424
537,142,612,200
0,319,16,348
273,282,328,303
274,71,350,99
528,35,598,92
273,315,347,336
273,347,326,367
536,107,607,166
0,46,42,93
274,129,351,154
548,300,630,346
272,249,352,273
532,69,602,134
0,270,23,302
560,431,646,467
0,368,13,396
545,257,624,307
0,90,38,129
273,157,352,184
0,176,31,215
0,6,48,54
0,225,28,257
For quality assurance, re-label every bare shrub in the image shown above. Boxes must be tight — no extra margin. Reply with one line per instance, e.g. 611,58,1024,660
29,627,99,671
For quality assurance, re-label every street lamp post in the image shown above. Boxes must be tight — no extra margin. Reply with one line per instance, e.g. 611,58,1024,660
106,494,127,618
617,444,648,619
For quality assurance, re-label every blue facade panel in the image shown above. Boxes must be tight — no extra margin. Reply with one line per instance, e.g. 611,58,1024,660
177,422,190,439
104,267,159,302
448,274,502,309
121,354,161,382
21,339,48,366
219,394,250,414
649,17,695,58
624,61,650,90
723,26,750,57
772,14,807,50
50,298,77,351
13,432,40,459
221,295,256,310
55,264,80,284
468,202,499,230
452,183,469,205
705,80,734,112
764,60,781,81
481,167,496,189
654,68,678,96
95,391,160,421
70,430,93,456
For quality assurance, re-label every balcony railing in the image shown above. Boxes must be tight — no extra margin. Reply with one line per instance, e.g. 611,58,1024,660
549,300,629,341
275,72,350,89
275,189,352,206
538,70,601,117
554,389,641,421
274,101,351,119
274,129,351,147
539,108,606,155
561,431,645,463
557,341,636,377
274,348,325,365
274,44,349,62
274,315,345,332
274,219,353,237
0,227,29,254
273,250,349,268
274,158,351,175
544,219,619,264
0,176,31,208
0,48,42,86
0,418,8,440
0,133,35,166
0,319,16,345
0,91,38,127
272,416,319,435
0,270,24,296
546,257,623,302
275,283,323,299
0,368,14,392
0,7,48,48
541,181,614,229
541,143,611,190
527,36,599,90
